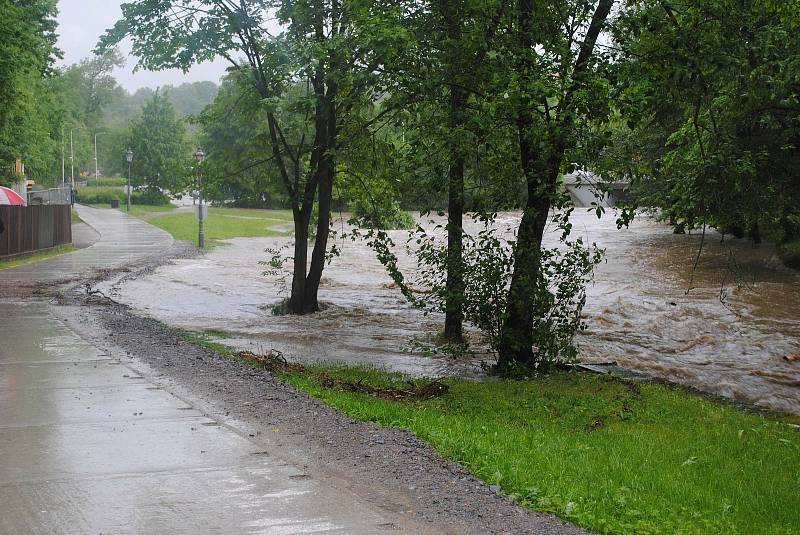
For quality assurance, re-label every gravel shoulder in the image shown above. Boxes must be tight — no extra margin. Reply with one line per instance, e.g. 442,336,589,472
44,251,588,535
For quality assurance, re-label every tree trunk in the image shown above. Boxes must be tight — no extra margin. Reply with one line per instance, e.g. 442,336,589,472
497,125,562,369
304,77,337,313
497,0,611,370
300,20,339,312
497,0,561,369
289,210,310,313
444,87,467,341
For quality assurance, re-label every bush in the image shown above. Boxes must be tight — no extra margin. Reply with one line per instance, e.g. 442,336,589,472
351,198,415,230
76,187,126,205
364,212,603,368
778,241,800,270
76,186,172,206
92,176,127,187
132,189,171,206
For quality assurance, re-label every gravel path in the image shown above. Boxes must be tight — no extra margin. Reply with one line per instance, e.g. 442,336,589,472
41,242,588,535
1,205,587,534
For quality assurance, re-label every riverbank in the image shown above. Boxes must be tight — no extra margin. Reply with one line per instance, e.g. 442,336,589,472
179,329,800,533
99,211,800,414
73,287,800,534
280,363,800,534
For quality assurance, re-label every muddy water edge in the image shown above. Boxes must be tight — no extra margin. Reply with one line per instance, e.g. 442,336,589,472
102,211,800,415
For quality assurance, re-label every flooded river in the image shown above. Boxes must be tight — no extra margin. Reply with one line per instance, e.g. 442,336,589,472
103,211,800,414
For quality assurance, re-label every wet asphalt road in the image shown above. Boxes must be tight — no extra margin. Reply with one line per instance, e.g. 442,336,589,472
0,207,426,534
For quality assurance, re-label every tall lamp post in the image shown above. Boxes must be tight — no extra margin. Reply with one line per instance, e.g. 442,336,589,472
194,147,205,248
70,129,75,187
126,147,133,212
94,133,103,185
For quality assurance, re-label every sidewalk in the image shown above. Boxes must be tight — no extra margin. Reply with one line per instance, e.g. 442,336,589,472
0,207,425,534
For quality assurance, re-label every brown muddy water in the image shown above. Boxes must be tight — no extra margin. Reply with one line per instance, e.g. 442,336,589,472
102,211,800,414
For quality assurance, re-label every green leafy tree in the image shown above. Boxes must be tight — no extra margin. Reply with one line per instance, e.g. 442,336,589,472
101,0,411,313
0,0,61,184
613,0,800,243
128,91,189,194
196,73,289,208
495,0,615,370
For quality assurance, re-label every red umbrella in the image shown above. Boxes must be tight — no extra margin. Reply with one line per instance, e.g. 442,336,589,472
0,186,26,206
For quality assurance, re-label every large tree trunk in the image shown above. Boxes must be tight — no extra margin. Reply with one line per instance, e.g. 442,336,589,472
496,169,558,369
444,87,467,341
441,1,467,342
497,104,562,368
497,0,561,369
304,76,337,313
289,210,311,313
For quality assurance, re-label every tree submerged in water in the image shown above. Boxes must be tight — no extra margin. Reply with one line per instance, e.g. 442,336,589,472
362,210,603,372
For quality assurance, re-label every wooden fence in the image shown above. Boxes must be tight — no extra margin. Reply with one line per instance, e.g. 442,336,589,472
0,205,72,257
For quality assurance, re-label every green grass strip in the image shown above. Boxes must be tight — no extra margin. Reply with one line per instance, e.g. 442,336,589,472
281,365,800,534
0,244,77,270
144,207,291,247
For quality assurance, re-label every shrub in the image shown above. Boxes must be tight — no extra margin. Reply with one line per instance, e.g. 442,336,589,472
363,212,603,368
778,241,800,270
132,189,171,206
91,176,127,187
351,198,415,230
76,186,172,206
76,187,126,205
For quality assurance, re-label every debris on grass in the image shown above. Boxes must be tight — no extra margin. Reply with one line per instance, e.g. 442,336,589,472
237,350,449,401
318,374,449,401
239,350,306,373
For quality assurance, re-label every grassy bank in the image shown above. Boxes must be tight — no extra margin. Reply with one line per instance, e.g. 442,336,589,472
143,207,292,246
121,204,177,218
274,365,800,534
0,244,77,270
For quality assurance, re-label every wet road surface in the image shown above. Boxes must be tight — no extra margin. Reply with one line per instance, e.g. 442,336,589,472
0,208,427,534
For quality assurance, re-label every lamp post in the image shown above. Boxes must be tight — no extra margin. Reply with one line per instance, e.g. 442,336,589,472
69,129,75,187
94,133,103,185
61,127,65,185
194,147,205,248
126,147,133,212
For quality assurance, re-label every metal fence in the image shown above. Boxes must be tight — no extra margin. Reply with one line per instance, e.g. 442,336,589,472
27,186,73,206
0,205,72,257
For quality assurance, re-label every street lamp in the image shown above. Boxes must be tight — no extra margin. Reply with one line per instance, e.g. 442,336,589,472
94,133,103,185
126,147,133,212
194,147,205,248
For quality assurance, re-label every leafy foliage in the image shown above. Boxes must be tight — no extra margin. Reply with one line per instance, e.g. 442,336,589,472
360,212,602,367
612,0,800,243
0,0,61,184
127,91,190,194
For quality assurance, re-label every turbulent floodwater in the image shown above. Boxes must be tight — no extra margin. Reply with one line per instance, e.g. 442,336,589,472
104,211,800,414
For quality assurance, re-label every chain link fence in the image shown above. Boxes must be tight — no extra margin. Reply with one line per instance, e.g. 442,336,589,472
27,186,73,206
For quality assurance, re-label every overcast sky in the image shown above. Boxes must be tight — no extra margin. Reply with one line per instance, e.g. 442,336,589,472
56,0,230,91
